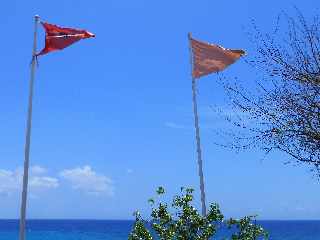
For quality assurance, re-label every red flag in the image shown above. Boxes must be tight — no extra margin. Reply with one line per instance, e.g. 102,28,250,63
37,22,95,56
189,35,245,79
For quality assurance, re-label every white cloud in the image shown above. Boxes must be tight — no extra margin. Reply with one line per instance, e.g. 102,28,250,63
60,166,114,196
164,121,187,129
0,169,21,195
29,177,59,189
0,166,59,196
30,165,47,175
126,169,133,174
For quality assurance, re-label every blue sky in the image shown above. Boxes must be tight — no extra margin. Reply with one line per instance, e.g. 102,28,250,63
1,0,320,220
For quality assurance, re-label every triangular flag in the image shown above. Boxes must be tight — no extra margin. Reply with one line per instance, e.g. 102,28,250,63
37,22,95,56
190,35,245,79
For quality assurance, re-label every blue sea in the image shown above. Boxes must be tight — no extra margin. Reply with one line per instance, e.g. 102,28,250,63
0,220,319,240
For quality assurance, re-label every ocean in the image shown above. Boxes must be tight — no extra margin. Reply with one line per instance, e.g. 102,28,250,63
0,220,319,240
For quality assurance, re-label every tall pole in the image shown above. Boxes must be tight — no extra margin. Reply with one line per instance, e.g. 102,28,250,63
188,33,207,216
19,15,39,240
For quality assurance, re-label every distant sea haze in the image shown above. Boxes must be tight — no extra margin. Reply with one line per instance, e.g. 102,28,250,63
0,220,319,240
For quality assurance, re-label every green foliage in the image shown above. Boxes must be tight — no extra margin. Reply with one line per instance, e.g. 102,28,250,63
128,187,268,240
227,217,268,240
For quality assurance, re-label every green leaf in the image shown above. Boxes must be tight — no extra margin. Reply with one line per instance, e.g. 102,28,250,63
148,198,155,205
156,186,165,195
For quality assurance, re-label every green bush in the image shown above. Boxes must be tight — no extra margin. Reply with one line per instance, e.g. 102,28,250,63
129,187,268,240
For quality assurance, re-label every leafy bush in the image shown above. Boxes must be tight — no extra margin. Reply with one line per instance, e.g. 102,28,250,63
129,187,268,240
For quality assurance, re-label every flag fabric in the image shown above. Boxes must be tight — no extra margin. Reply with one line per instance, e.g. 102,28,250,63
189,36,245,79
37,22,95,56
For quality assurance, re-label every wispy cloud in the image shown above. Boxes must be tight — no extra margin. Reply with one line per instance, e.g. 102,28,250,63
164,121,187,129
30,165,47,175
0,169,20,195
126,169,133,174
163,105,249,132
29,176,59,189
0,166,59,196
60,165,114,196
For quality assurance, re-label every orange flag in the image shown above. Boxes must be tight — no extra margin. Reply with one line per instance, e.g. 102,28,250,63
189,34,245,79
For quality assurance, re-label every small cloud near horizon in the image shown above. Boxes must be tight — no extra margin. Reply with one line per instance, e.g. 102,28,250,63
29,176,59,189
0,166,59,196
30,165,47,175
60,165,114,196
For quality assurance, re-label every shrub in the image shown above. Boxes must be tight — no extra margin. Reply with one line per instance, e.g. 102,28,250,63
129,187,268,240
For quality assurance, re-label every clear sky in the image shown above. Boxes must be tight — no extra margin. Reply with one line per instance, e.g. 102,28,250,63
1,0,320,220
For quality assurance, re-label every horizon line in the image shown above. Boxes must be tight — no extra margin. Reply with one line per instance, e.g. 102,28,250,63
0,218,320,221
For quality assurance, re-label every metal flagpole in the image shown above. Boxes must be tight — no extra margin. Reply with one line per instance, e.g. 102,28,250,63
19,15,40,240
188,33,207,216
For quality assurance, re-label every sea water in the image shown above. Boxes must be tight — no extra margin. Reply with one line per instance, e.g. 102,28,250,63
0,220,319,240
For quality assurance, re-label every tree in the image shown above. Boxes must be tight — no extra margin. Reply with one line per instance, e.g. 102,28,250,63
128,187,268,240
220,10,320,175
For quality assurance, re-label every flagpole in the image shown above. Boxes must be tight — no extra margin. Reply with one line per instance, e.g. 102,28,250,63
19,15,40,240
188,33,207,216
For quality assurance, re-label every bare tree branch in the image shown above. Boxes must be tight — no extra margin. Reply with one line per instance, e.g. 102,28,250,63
220,10,320,175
